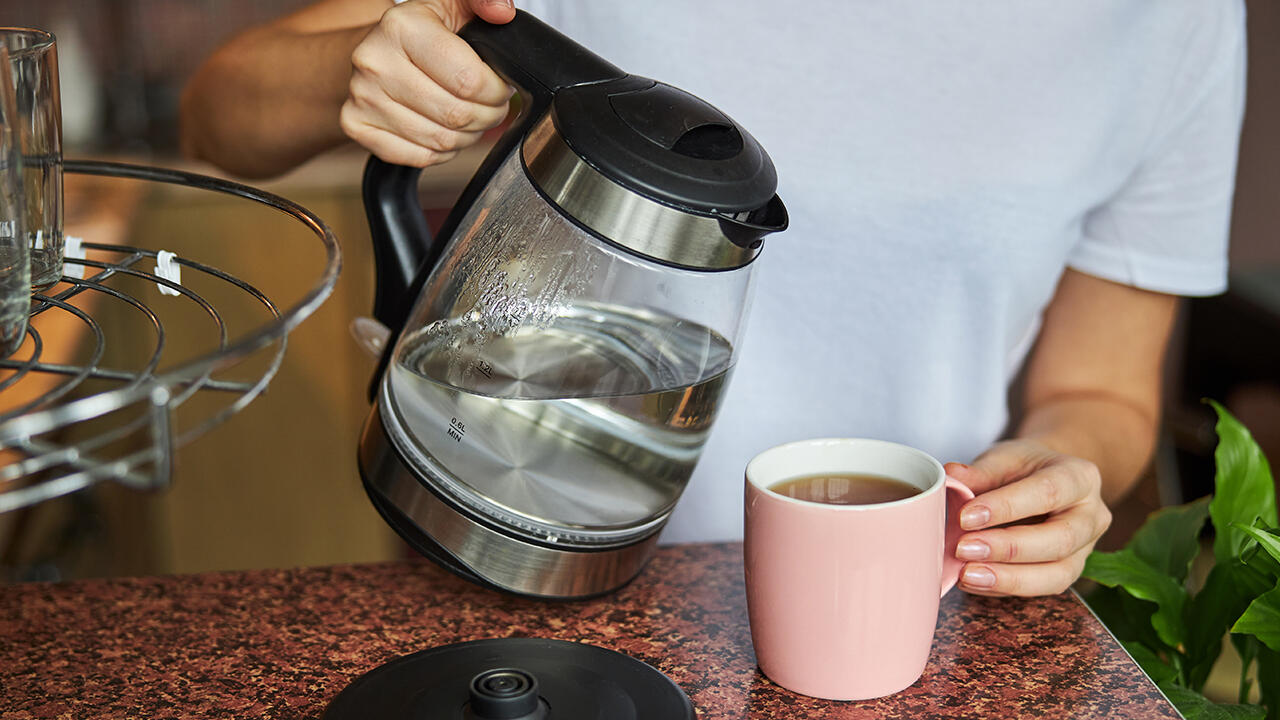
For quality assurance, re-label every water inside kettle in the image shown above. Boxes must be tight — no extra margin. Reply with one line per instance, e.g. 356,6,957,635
387,305,731,540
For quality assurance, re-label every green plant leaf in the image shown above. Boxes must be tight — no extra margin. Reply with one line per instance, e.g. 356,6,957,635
1207,400,1279,565
1084,549,1188,648
1187,562,1276,691
1083,585,1143,644
1245,536,1280,582
1232,635,1261,705
1131,496,1212,584
1162,684,1267,720
1236,524,1280,570
1123,640,1179,685
1082,584,1174,656
1234,581,1280,653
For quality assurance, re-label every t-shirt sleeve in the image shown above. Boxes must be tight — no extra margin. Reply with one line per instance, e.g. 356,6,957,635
1070,1,1247,297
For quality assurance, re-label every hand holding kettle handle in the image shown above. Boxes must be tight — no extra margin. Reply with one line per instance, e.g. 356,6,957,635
363,10,626,336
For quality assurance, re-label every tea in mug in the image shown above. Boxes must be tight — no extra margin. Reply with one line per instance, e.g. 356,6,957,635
768,473,922,505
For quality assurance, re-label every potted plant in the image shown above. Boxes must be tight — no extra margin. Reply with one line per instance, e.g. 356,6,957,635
1083,401,1280,719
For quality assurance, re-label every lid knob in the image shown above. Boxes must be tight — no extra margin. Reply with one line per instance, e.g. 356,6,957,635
466,668,548,719
609,82,744,160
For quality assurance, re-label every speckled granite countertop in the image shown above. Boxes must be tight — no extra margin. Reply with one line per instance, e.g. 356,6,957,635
0,542,1178,719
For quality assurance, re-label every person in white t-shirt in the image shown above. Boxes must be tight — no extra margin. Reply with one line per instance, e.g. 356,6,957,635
180,0,1246,598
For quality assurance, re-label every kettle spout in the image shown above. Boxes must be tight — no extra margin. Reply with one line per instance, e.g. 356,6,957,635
716,195,789,250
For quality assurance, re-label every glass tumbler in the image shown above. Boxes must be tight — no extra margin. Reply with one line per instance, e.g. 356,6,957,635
2,28,61,290
0,45,29,357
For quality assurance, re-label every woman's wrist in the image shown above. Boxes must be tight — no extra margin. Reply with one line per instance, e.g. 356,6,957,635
1014,393,1158,504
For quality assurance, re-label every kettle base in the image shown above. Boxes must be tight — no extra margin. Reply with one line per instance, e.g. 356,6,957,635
360,472,635,601
359,470,488,590
358,397,664,599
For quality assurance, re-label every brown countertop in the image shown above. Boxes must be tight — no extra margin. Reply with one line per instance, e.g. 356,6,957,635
0,542,1177,719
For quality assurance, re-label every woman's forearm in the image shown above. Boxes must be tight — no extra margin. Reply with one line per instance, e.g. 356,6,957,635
1011,270,1178,505
181,0,517,176
1015,394,1159,504
180,23,372,178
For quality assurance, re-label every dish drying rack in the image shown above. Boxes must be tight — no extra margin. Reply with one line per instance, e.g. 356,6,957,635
0,160,341,513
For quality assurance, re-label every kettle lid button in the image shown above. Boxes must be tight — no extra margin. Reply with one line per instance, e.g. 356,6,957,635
608,83,744,161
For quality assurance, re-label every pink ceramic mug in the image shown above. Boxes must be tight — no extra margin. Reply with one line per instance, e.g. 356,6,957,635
744,438,974,701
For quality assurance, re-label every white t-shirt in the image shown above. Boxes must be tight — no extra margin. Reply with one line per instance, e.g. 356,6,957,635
510,1,1246,543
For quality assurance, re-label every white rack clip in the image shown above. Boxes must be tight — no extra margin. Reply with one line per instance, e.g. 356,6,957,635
154,250,182,296
63,236,86,279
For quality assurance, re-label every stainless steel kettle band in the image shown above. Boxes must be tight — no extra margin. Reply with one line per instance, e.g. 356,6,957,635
521,115,762,271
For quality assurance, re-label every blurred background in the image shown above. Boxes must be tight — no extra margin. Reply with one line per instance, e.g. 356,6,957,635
0,0,1276,582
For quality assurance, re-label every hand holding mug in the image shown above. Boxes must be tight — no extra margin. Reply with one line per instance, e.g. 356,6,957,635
946,439,1113,597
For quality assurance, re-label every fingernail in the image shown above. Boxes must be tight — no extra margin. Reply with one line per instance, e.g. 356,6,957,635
962,565,996,588
960,505,990,530
956,539,990,561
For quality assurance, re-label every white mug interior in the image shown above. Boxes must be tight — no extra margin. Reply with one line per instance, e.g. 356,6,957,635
746,438,945,508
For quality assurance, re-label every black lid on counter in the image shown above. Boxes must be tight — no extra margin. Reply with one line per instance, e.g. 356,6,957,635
322,638,695,720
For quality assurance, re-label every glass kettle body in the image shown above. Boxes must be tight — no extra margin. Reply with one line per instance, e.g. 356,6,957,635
359,11,786,598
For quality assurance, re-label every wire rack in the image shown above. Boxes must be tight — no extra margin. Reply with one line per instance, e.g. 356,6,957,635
0,160,341,513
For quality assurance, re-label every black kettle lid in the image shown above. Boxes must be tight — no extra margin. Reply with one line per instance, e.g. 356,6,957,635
321,638,695,719
553,76,778,215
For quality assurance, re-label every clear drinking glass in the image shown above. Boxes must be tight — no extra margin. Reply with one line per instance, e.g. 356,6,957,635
2,29,62,290
0,45,29,357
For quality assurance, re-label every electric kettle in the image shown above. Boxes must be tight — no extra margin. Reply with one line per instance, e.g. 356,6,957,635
358,10,787,598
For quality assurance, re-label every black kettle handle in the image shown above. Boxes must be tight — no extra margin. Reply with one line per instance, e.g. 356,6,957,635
458,8,625,103
363,10,626,334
